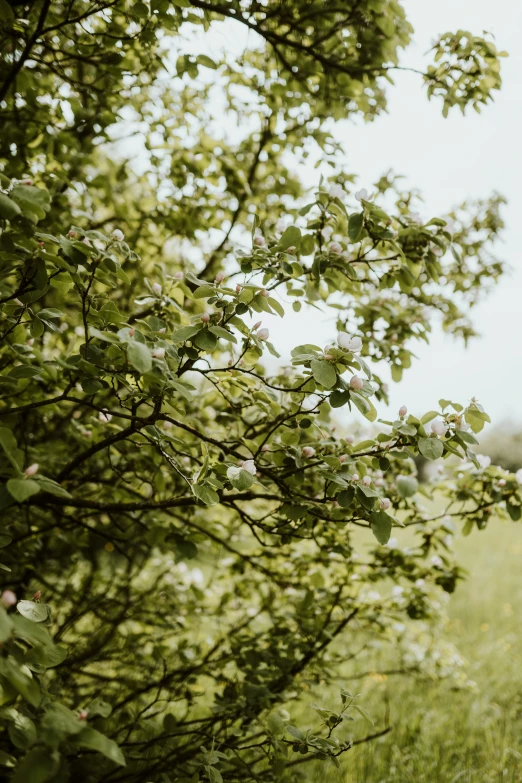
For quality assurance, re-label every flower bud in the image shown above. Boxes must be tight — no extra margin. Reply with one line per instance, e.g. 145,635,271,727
215,271,225,284
78,710,89,720
152,347,165,359
260,288,269,297
33,590,41,600
68,230,77,238
253,235,265,247
98,410,112,423
111,229,124,241
162,420,173,430
380,497,391,511
253,321,262,330
375,478,384,487
399,405,407,417
355,188,368,202
329,241,342,254
351,473,360,482
361,475,371,487
261,444,270,452
152,282,162,295
339,454,347,463
431,419,448,437
128,328,135,337
24,463,39,477
257,328,269,341
349,375,363,390
174,271,184,280
497,478,506,487
324,354,334,361
27,338,34,346
235,284,242,293
1,590,17,608
158,327,166,334
302,446,316,458
515,468,522,485
201,313,210,324
344,434,354,445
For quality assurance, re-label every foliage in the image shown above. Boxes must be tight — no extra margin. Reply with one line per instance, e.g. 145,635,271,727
0,1,515,781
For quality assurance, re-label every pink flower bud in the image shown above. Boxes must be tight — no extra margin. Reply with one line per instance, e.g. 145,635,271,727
261,444,270,452
235,284,242,293
162,420,173,430
152,347,165,359
257,328,269,341
253,321,262,330
39,241,45,247
260,289,269,298
329,241,342,254
24,463,39,477
399,405,407,417
375,478,384,487
215,271,225,284
380,497,391,511
253,235,265,247
1,590,17,608
201,313,210,324
497,479,506,487
78,710,89,720
157,328,165,334
68,230,77,238
351,473,360,482
302,446,316,458
349,375,363,390
152,282,162,295
82,237,90,245
361,475,371,487
339,454,347,463
344,435,354,445
33,591,41,600
27,338,34,346
174,271,184,280
111,229,124,241
324,354,334,361
128,328,135,337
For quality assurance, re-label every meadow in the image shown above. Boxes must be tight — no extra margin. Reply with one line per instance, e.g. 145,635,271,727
312,519,522,783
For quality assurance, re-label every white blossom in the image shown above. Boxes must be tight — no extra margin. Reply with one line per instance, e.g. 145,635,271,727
328,183,344,200
355,188,368,202
1,590,17,608
431,555,443,568
431,419,448,437
349,375,363,390
111,228,124,241
152,282,162,295
399,405,407,418
152,347,165,359
302,446,316,458
361,475,371,487
242,459,256,475
24,463,39,477
380,497,391,510
329,241,342,254
476,454,491,470
227,466,241,480
257,328,269,341
253,234,265,247
516,468,522,485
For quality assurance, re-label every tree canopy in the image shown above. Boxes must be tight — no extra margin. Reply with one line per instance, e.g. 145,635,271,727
0,2,515,782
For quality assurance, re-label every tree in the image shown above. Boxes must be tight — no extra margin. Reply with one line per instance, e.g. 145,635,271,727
0,1,516,781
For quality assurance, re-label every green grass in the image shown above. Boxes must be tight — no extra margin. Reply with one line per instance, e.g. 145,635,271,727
311,521,522,782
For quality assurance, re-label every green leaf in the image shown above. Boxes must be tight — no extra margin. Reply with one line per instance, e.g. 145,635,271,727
337,487,355,508
279,225,301,250
193,329,218,352
209,325,237,343
11,747,60,783
71,726,126,766
348,212,364,241
370,511,393,545
6,479,40,503
0,658,41,706
0,427,23,471
310,359,336,389
329,390,350,408
0,607,14,643
0,192,22,220
172,325,200,342
127,341,152,374
16,600,49,623
228,469,254,492
193,484,219,506
396,475,419,498
418,437,444,460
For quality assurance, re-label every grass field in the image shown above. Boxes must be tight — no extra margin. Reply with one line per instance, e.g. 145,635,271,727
309,519,522,783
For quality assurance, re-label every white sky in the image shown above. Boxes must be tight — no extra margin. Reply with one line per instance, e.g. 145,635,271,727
249,0,522,428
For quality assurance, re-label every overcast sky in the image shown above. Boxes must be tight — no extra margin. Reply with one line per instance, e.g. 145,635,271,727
246,0,522,429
